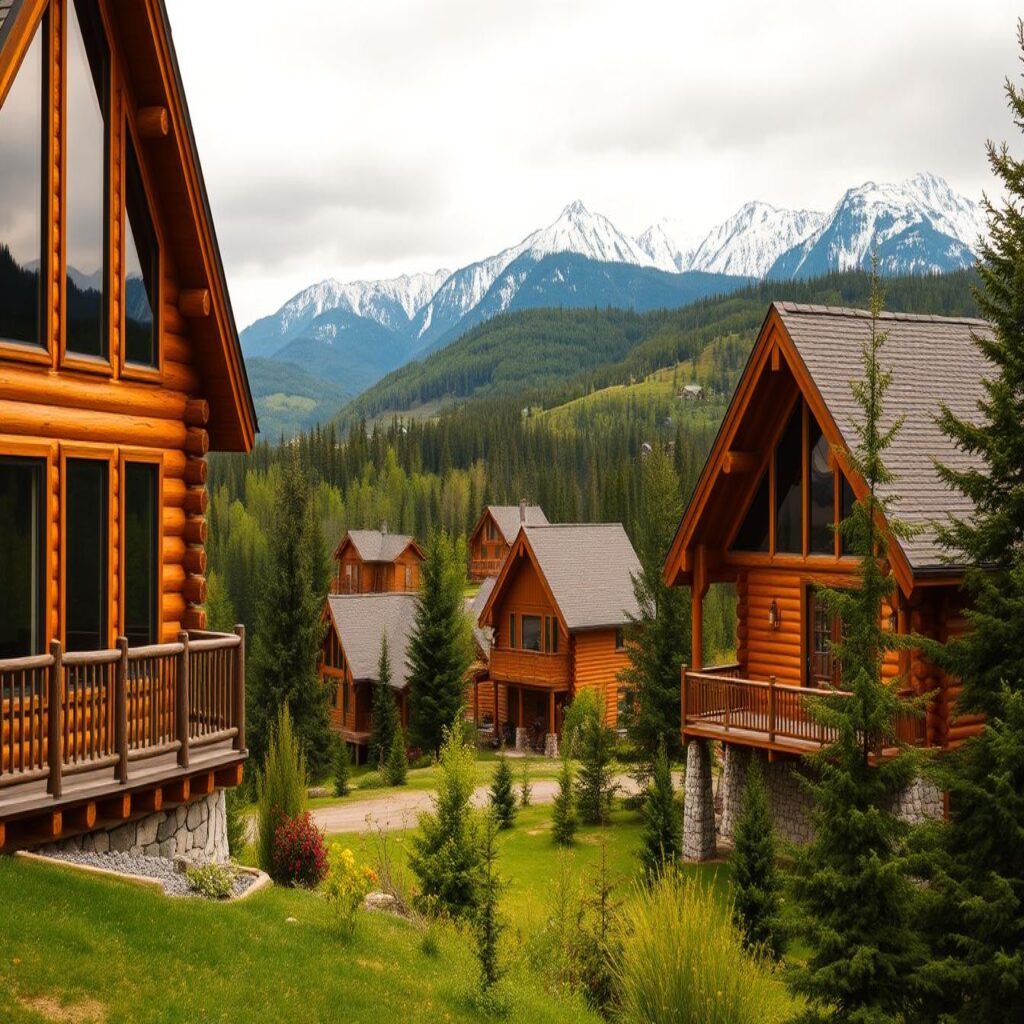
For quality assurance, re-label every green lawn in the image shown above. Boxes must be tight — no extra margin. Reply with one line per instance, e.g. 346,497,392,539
0,854,598,1024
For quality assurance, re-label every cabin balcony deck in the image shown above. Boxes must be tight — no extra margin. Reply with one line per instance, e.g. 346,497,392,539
489,647,571,689
682,664,928,756
470,558,506,579
0,628,246,849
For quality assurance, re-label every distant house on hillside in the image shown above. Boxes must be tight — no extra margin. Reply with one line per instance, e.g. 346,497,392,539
678,383,705,401
320,593,418,762
475,524,640,754
662,301,992,859
332,525,424,594
469,502,549,579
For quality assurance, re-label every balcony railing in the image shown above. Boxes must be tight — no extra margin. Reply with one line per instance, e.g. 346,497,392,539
681,666,928,753
489,647,571,688
0,628,245,802
470,558,506,578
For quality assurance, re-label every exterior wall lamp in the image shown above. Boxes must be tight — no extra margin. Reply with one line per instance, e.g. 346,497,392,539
768,599,780,631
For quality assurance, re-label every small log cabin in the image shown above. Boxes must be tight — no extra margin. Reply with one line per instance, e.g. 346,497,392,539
663,302,991,757
0,0,256,849
331,525,424,594
475,524,640,751
469,502,548,579
320,593,417,762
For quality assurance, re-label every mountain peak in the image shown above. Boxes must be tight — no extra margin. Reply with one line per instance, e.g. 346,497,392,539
559,199,591,218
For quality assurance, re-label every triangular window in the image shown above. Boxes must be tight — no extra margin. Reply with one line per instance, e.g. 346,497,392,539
731,471,770,552
124,135,158,366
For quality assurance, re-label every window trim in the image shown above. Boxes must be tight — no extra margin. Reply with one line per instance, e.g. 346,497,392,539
118,449,162,647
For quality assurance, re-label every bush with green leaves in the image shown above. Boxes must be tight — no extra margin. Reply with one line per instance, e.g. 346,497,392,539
552,756,577,846
639,739,681,878
358,770,385,791
333,737,352,797
384,729,409,786
369,635,401,767
255,706,308,875
186,862,236,900
224,786,248,858
489,753,516,829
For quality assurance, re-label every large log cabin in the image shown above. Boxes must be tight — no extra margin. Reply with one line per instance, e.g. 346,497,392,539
468,502,548,579
331,525,424,594
0,0,256,850
663,302,990,759
475,524,640,752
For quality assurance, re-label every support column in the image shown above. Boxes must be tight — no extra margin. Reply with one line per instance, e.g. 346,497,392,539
683,739,716,861
544,689,559,757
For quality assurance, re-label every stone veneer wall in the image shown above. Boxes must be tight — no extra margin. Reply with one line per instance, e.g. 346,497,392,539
40,790,229,864
682,740,717,860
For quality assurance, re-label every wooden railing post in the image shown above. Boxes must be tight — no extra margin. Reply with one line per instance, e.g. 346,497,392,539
115,638,129,784
768,675,776,744
176,631,190,769
46,640,63,797
233,624,246,752
680,664,688,733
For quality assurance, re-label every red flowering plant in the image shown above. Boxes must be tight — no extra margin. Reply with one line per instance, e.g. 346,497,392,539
271,811,328,887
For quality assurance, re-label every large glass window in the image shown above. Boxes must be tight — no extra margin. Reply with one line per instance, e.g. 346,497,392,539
65,458,108,651
521,615,542,652
840,475,856,556
0,21,44,347
0,458,45,657
808,415,834,554
774,405,803,554
65,0,109,359
124,462,157,646
124,136,158,366
732,471,770,552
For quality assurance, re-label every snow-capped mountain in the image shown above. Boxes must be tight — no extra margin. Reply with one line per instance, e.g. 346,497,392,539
636,218,701,272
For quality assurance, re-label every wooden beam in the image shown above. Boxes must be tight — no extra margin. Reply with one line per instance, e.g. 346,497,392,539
28,811,62,840
64,802,98,832
98,794,132,822
191,771,215,797
0,821,5,849
771,345,781,372
179,289,211,319
165,779,190,804
722,450,758,475
214,763,244,788
135,787,163,813
137,105,169,138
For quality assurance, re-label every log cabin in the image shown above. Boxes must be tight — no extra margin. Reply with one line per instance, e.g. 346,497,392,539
331,525,424,594
0,0,256,852
663,302,991,854
320,593,416,763
469,502,548,579
475,524,640,753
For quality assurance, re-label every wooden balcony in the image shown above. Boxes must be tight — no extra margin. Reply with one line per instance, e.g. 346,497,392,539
489,647,571,688
470,558,506,579
0,628,246,848
682,665,928,755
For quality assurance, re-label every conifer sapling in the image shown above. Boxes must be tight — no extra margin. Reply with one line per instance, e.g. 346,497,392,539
489,752,516,829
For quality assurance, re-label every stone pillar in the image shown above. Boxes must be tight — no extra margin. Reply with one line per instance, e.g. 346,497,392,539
893,776,944,824
718,744,750,841
683,739,716,861
515,727,529,753
543,733,559,758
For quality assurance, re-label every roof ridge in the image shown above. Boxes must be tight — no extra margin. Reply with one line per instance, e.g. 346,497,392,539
773,300,988,327
525,522,624,529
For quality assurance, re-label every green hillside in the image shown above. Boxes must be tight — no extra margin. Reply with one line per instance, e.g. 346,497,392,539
247,357,352,440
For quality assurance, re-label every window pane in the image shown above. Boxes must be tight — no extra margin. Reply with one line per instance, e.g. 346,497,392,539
0,22,43,347
508,614,516,649
774,404,803,554
66,458,108,650
124,136,158,366
124,463,157,646
65,0,108,358
840,475,856,556
808,415,834,554
521,615,541,652
731,471,769,552
0,458,44,657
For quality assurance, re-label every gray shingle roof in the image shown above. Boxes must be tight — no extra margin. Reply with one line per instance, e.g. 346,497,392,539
776,302,992,571
524,524,641,629
343,529,419,563
467,576,497,657
0,0,22,47
487,505,549,543
326,593,418,689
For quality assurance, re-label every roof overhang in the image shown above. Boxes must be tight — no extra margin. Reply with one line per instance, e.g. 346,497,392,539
478,530,570,635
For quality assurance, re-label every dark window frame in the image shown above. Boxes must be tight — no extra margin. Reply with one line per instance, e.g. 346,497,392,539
122,460,158,647
0,455,47,658
521,614,542,653
121,126,160,372
63,455,110,652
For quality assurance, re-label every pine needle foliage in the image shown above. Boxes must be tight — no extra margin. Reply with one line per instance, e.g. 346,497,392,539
474,812,506,991
552,756,577,847
639,738,682,878
369,635,401,768
489,752,516,829
333,736,351,797
384,728,409,786
519,762,533,807
255,706,308,875
567,689,617,826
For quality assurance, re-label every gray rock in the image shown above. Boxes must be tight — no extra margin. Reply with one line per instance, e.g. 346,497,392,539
158,838,177,859
193,823,208,849
175,805,188,827
186,801,203,830
92,830,109,854
137,815,162,847
108,823,136,853
157,814,178,842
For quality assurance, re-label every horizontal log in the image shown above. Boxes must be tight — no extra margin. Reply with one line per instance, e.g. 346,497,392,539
191,771,215,796
184,546,207,575
0,398,188,449
182,607,207,632
163,506,185,537
182,575,207,605
183,488,208,516
185,427,209,457
137,105,169,138
136,788,163,813
184,457,207,486
164,359,200,395
163,592,186,621
184,398,209,426
165,778,190,803
163,331,191,364
722,450,759,475
163,563,186,592
65,801,97,831
215,763,244,788
179,289,211,319
183,517,207,545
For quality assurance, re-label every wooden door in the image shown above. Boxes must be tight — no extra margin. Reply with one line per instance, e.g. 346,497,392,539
806,586,840,687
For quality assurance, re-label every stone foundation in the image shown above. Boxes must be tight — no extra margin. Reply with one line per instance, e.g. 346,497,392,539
718,746,814,845
40,790,229,865
543,733,559,758
515,727,529,752
682,740,716,861
892,776,944,823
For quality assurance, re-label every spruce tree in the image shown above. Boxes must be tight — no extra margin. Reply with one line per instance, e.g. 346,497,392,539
369,635,400,767
787,269,926,1024
384,727,408,786
248,452,332,775
489,752,516,829
519,762,533,808
918,31,1024,1018
618,446,691,759
552,755,577,846
333,736,351,797
572,692,617,826
731,755,783,959
408,531,473,754
474,811,505,991
638,738,681,878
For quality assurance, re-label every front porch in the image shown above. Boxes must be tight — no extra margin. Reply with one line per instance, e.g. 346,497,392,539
471,676,566,756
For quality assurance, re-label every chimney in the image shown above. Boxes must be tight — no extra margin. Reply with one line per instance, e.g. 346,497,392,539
381,521,389,535
519,499,527,525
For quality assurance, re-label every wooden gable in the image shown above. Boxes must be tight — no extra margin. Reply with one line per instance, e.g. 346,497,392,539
479,530,568,638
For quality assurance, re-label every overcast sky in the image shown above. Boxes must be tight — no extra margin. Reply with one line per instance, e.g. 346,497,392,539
165,0,1021,329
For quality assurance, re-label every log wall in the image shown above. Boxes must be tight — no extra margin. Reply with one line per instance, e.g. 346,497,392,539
572,629,629,729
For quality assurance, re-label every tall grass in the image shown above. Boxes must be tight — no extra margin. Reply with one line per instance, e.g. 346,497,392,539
614,870,793,1024
255,706,308,873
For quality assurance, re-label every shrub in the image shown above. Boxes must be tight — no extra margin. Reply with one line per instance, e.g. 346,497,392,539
333,737,352,797
358,771,385,791
552,756,577,846
489,753,516,829
322,845,378,941
384,729,409,786
225,786,249,858
255,707,308,875
474,812,505,990
639,739,681,878
271,811,328,887
186,862,236,900
519,762,533,807
615,871,791,1024
732,755,784,959
572,690,617,825
410,752,433,770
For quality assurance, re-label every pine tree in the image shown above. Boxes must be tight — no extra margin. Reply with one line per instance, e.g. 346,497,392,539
638,738,681,878
384,727,409,786
787,267,926,1024
519,762,533,808
474,811,505,991
408,531,473,754
552,755,577,846
618,446,690,760
731,756,783,959
918,31,1024,1018
333,736,352,797
489,752,516,829
369,635,400,767
571,691,617,826
204,569,236,634
248,452,333,775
